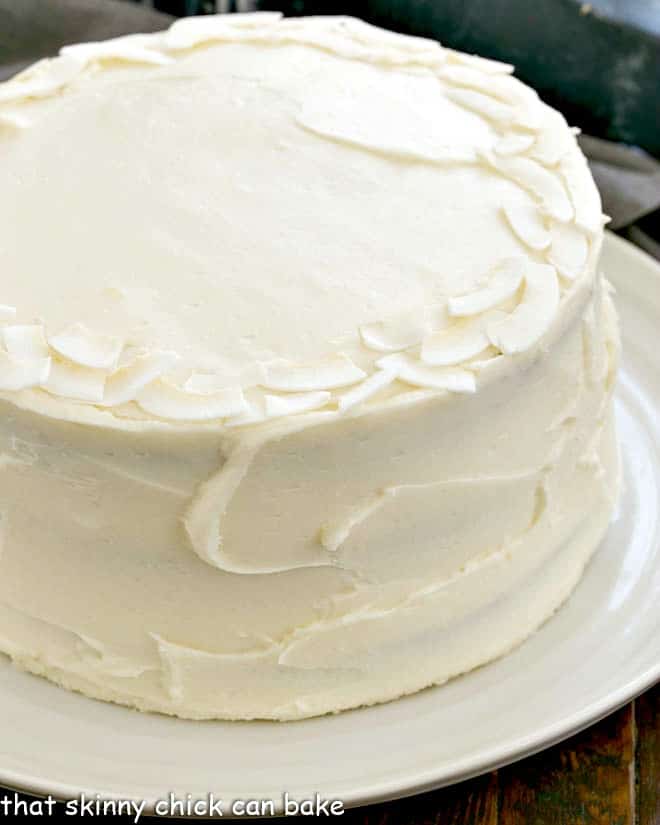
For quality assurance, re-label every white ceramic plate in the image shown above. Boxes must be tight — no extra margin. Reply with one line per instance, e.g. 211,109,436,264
1,232,659,812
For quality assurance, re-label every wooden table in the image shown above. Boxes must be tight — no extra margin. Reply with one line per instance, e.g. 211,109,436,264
341,682,659,825
1,681,657,822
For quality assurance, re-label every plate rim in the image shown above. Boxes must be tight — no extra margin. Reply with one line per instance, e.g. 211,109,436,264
4,664,659,809
1,231,659,811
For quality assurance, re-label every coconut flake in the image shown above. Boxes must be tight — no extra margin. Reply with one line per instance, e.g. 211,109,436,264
264,391,331,419
42,359,107,402
261,354,366,392
49,323,123,370
218,11,284,28
102,350,179,407
547,222,589,280
468,352,505,371
420,311,506,367
440,65,510,90
446,51,514,75
448,258,524,317
0,112,30,132
164,12,282,50
184,372,236,394
60,35,172,67
494,134,535,156
2,325,49,360
333,16,441,55
559,150,602,235
502,204,551,251
440,67,541,130
376,353,476,392
338,368,398,412
223,398,267,428
136,380,246,421
528,107,574,166
276,17,445,69
297,97,478,167
0,350,50,392
166,13,441,70
359,312,429,353
487,262,559,354
483,152,574,222
446,88,518,127
0,54,84,104
344,18,434,52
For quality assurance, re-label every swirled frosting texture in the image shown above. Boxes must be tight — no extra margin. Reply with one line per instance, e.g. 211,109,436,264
0,14,620,719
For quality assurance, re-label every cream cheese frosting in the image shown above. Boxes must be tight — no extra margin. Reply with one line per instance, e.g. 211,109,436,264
0,13,620,720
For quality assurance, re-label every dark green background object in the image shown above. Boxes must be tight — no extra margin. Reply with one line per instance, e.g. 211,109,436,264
257,0,660,157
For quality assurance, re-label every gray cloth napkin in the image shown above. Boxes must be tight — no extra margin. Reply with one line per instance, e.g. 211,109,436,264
578,134,660,259
0,0,170,81
1,0,658,258
579,135,660,229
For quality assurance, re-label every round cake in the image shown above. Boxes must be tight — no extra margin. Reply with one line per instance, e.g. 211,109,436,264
0,13,620,720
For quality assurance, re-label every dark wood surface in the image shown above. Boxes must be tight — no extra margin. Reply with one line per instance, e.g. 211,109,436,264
1,682,657,821
340,682,660,825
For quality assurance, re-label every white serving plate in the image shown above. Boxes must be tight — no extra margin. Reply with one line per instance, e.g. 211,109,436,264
1,232,659,812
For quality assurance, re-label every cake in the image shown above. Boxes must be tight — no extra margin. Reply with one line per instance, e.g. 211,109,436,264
0,13,620,720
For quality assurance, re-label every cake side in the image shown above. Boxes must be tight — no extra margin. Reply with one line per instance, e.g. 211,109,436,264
0,269,620,719
0,14,620,720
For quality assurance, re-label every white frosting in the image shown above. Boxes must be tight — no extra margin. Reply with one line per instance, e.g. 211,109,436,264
0,112,30,131
0,14,619,720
